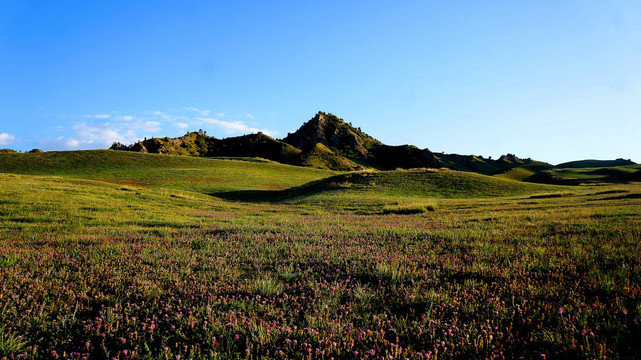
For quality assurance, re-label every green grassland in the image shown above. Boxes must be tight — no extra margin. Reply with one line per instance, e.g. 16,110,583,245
0,151,640,359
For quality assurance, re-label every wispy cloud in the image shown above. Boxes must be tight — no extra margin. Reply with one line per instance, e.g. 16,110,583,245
40,115,165,150
42,108,272,150
0,133,17,145
186,107,226,118
81,114,111,119
73,122,126,146
40,123,126,150
152,111,178,121
142,121,162,132
186,107,211,116
196,117,276,137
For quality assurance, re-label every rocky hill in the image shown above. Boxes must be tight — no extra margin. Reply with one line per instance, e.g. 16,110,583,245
282,112,440,170
282,112,382,160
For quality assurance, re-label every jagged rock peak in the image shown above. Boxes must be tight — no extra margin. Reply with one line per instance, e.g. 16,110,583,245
282,111,381,160
498,153,531,163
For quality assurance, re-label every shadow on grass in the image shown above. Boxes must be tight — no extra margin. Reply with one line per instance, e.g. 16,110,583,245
601,193,641,200
211,189,286,203
211,174,349,203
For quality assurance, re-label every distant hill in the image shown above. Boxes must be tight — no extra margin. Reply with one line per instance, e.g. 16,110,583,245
434,153,535,175
555,159,636,168
112,131,301,164
206,133,301,163
528,164,641,185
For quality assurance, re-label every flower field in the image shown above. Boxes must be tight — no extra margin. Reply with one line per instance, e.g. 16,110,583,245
0,153,640,359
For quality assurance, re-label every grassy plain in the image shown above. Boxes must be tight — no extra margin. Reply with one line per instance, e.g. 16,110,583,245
0,151,640,359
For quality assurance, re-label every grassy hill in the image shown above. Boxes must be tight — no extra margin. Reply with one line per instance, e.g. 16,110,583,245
1,150,564,214
294,143,362,171
0,150,336,193
215,168,562,212
494,161,555,181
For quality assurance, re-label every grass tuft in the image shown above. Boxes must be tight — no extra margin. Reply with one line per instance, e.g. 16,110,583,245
0,327,27,356
252,277,284,297
382,202,437,214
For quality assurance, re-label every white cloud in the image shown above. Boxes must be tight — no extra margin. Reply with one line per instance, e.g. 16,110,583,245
196,117,277,137
42,108,272,151
40,117,165,150
143,121,162,132
0,133,17,145
186,107,211,116
65,138,80,147
152,111,177,121
73,122,126,146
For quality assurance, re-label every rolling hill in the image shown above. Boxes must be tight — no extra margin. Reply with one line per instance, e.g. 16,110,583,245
214,168,561,213
493,161,555,181
0,150,566,216
0,149,335,193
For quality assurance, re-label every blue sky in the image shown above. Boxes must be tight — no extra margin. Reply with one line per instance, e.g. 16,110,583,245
1,1,640,164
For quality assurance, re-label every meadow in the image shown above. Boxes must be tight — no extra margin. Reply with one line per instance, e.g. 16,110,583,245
0,151,640,359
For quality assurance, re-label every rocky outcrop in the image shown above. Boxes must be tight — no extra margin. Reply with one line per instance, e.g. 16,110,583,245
498,153,529,164
283,112,382,160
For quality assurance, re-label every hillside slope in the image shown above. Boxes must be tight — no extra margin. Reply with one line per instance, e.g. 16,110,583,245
0,150,336,193
494,161,555,181
215,168,562,211
293,143,362,171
